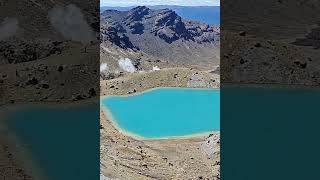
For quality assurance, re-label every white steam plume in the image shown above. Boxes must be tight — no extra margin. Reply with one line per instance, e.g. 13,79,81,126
0,18,19,40
100,63,108,73
118,58,136,73
48,4,94,44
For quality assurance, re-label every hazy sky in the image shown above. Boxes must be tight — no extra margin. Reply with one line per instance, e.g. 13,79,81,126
101,0,220,7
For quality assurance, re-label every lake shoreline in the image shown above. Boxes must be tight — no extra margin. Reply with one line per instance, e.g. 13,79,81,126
100,68,221,179
101,87,219,140
0,118,47,180
100,103,220,179
101,86,220,98
0,130,47,180
101,106,219,141
0,97,99,180
2,101,100,180
0,97,99,118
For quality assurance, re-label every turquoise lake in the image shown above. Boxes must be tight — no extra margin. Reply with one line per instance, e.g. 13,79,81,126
2,104,99,180
101,88,220,138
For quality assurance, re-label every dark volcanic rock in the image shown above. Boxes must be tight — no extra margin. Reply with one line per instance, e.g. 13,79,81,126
100,6,220,68
27,77,38,85
88,87,96,97
41,83,50,89
123,7,148,35
292,26,320,49
0,39,64,64
151,9,191,43
124,6,150,23
101,6,219,46
100,24,137,50
127,21,144,34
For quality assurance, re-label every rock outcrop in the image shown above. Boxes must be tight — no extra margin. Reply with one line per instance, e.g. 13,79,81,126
0,39,64,64
100,6,220,70
100,24,137,50
101,6,220,46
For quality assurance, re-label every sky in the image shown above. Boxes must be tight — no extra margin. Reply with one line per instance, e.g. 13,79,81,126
100,0,220,7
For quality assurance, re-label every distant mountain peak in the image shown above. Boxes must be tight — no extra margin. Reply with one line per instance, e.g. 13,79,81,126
122,7,150,35
125,6,150,21
101,6,220,47
100,6,220,71
151,9,190,43
130,6,150,12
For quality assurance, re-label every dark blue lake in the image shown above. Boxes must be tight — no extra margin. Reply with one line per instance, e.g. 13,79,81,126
3,104,99,180
221,86,320,180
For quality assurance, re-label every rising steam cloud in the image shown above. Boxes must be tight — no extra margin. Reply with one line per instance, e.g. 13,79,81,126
100,63,109,74
48,4,95,44
0,18,19,40
118,58,136,73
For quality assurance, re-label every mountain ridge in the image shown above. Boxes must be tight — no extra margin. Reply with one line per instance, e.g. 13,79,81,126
101,5,220,25
100,6,220,72
101,6,220,43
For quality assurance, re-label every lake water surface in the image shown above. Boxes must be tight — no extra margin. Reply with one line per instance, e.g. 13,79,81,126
221,86,320,180
2,104,99,180
101,88,220,138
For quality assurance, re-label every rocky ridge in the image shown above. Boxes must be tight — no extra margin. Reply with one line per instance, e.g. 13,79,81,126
101,6,219,45
100,6,220,73
0,39,65,65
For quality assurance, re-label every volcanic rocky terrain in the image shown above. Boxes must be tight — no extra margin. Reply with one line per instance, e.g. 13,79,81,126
100,6,220,180
1,1,99,179
222,0,320,86
100,6,220,77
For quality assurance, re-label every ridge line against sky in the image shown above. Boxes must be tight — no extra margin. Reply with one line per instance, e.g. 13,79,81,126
100,0,220,7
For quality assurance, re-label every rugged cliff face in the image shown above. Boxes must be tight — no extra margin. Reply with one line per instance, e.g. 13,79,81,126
101,6,219,45
100,6,220,74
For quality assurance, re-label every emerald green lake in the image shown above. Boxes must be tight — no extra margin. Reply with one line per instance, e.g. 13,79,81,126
101,88,220,138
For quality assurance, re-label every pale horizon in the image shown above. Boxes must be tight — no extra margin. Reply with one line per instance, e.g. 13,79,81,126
100,0,220,7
